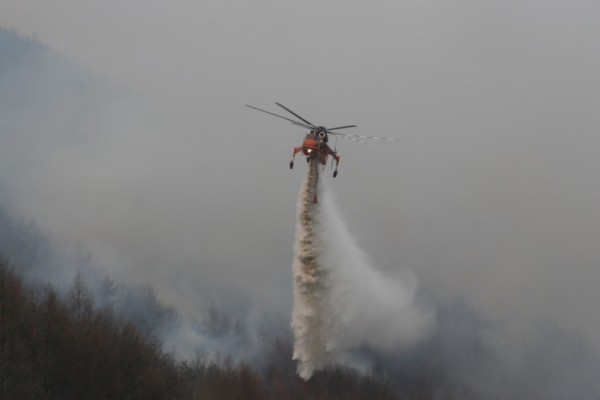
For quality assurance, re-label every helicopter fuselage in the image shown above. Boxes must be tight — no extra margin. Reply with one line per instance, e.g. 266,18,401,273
300,131,335,166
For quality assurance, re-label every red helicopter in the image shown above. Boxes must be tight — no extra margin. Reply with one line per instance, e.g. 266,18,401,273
246,102,399,201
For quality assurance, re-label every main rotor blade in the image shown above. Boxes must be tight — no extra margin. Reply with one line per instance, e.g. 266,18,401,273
290,121,311,129
339,135,368,144
329,131,400,142
275,102,316,128
326,125,357,131
245,105,314,130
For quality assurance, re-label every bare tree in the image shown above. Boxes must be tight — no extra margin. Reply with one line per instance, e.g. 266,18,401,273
66,269,93,321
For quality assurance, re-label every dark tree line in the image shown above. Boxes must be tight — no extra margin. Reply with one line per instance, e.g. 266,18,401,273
0,259,409,399
0,260,180,399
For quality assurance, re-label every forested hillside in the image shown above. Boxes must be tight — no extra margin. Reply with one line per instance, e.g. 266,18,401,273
0,28,399,399
0,259,407,399
2,26,600,399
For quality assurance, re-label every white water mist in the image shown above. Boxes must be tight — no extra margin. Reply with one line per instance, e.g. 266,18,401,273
291,160,433,380
318,185,433,352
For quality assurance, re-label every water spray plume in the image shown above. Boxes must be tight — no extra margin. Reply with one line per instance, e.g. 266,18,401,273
291,159,433,380
291,159,333,379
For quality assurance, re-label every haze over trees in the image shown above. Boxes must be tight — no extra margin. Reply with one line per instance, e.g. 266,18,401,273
0,259,408,399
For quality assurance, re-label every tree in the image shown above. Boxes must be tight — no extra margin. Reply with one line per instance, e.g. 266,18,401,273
66,269,93,321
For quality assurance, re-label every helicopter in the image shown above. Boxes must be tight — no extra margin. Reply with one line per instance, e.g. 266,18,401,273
246,102,399,201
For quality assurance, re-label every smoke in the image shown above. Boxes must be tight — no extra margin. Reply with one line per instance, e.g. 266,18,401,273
291,159,432,379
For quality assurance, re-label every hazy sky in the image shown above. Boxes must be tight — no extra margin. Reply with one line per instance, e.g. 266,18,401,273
1,0,600,350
